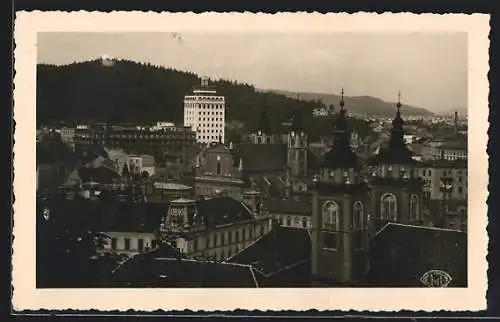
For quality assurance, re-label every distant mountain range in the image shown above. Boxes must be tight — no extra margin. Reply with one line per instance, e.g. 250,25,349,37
260,89,435,117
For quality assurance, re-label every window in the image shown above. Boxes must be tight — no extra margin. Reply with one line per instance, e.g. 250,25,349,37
151,239,158,249
410,195,419,222
216,161,221,175
458,187,463,194
322,201,339,230
279,216,283,225
266,137,271,144
111,238,117,250
290,138,295,146
352,201,364,230
302,217,307,228
124,238,131,250
216,233,221,246
257,137,262,144
300,137,305,146
235,230,239,242
381,193,397,221
194,238,198,251
228,231,233,243
137,238,144,251
286,216,292,226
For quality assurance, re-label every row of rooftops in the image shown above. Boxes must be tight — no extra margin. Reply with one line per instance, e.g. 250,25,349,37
108,223,467,288
37,194,263,234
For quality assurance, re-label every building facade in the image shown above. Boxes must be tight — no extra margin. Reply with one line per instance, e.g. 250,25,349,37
310,92,371,285
369,96,425,229
73,123,196,163
193,141,245,199
415,159,468,201
160,197,272,262
184,77,226,144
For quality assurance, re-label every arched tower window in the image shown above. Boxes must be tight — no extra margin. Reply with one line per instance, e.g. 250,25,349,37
381,193,397,221
410,194,419,222
300,137,306,147
216,161,221,175
290,137,295,147
257,136,262,144
352,201,364,230
322,201,339,230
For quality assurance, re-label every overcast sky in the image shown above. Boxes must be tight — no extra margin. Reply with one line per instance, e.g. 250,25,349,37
38,32,467,113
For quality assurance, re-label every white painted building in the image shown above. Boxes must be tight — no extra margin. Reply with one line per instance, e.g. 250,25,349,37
183,77,226,144
127,154,156,176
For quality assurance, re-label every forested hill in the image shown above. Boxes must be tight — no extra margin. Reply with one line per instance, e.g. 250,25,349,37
37,59,324,131
37,59,381,141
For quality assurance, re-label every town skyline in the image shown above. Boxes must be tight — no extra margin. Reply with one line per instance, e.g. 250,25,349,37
37,32,468,114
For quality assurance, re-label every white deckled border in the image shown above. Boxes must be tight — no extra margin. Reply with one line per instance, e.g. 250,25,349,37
13,11,490,312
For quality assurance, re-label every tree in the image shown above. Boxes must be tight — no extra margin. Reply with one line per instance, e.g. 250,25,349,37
36,198,120,287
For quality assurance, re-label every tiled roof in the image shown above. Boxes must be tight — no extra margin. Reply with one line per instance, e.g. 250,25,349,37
195,196,255,228
307,149,321,170
264,199,311,215
408,143,425,155
232,143,287,173
111,246,259,287
440,139,467,150
364,223,467,287
228,226,311,278
77,166,121,183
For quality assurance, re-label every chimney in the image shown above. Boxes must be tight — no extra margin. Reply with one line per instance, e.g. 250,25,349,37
454,111,458,135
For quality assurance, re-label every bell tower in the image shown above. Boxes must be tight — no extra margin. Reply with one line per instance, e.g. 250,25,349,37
251,105,274,144
369,92,424,230
287,109,308,178
310,89,371,285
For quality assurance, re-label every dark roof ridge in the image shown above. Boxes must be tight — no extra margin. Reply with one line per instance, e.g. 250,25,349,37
226,230,271,261
259,258,310,278
152,257,260,286
375,222,466,237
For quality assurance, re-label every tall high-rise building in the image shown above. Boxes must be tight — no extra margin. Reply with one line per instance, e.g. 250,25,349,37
184,77,226,144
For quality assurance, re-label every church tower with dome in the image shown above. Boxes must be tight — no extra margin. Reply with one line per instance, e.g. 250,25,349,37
368,92,425,231
310,89,371,285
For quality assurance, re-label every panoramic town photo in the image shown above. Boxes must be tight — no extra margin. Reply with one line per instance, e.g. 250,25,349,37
35,32,468,288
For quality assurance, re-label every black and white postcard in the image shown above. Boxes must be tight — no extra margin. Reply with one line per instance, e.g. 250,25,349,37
13,12,490,312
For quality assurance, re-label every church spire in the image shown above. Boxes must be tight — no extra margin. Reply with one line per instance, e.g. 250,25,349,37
390,91,405,145
321,88,359,170
290,108,305,132
257,104,271,134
